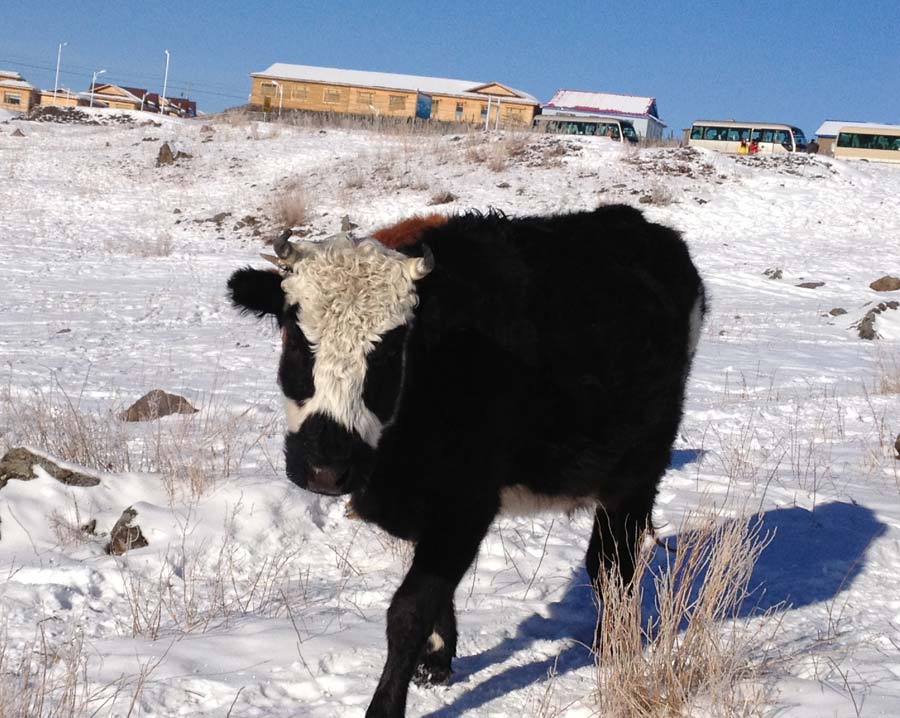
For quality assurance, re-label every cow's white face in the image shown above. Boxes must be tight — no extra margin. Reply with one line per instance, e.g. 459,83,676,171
280,236,422,448
225,234,430,496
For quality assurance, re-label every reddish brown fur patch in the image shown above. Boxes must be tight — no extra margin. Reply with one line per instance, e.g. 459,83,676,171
371,214,449,249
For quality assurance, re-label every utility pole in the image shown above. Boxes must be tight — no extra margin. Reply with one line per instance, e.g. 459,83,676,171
54,41,67,105
90,69,106,108
161,49,170,114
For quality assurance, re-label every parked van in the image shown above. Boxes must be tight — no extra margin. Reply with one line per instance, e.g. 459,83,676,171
833,125,900,163
534,114,639,144
688,121,807,154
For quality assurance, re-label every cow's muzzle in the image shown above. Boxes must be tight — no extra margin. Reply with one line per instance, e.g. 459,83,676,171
305,462,353,495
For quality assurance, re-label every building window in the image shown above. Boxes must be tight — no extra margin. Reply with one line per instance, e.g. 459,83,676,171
455,102,464,119
260,82,277,98
324,88,342,104
4,91,22,105
389,95,407,110
505,107,525,123
291,85,308,100
480,104,488,118
431,99,440,115
357,90,374,105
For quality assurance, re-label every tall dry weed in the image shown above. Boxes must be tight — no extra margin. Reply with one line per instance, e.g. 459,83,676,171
271,182,311,228
875,351,900,394
594,513,774,718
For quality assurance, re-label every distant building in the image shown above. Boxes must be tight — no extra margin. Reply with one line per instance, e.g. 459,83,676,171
37,88,85,107
542,89,666,139
815,120,898,155
163,96,197,117
249,62,539,126
88,84,156,111
1,71,38,113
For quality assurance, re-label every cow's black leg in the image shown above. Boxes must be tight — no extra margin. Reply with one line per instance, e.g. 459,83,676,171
585,500,653,593
412,597,457,686
365,508,494,718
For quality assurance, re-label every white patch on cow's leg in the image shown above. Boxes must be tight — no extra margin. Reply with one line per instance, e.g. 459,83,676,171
687,287,705,358
426,631,445,653
284,398,304,432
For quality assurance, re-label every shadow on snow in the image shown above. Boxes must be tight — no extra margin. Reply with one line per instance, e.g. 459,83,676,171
426,499,886,718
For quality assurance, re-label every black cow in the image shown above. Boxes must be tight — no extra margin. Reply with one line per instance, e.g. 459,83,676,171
228,205,706,718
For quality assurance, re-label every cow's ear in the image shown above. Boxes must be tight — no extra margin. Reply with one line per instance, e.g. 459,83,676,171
227,267,285,319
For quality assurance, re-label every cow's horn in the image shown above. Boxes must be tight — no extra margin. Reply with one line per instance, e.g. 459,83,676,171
406,244,434,280
273,229,304,264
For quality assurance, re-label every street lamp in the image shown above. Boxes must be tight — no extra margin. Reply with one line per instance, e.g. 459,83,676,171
271,80,284,118
90,69,106,108
161,49,170,115
54,41,67,105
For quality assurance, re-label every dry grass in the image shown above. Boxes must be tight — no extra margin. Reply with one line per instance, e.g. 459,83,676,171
271,182,311,229
461,133,533,172
639,136,682,149
0,623,90,717
119,530,307,639
1,380,277,503
638,182,676,206
594,512,775,718
875,351,900,394
102,233,173,257
0,621,159,717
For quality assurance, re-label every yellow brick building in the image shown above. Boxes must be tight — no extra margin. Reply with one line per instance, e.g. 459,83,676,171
0,71,37,113
249,63,539,127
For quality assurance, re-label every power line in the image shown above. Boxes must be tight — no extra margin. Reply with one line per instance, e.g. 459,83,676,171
0,56,249,102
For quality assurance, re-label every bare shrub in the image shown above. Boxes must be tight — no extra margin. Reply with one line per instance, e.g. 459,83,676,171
638,182,676,207
104,233,173,257
428,190,457,205
343,168,367,190
48,500,95,548
119,517,307,638
639,136,682,149
875,351,900,394
464,142,488,165
271,182,311,228
594,512,774,718
216,107,255,128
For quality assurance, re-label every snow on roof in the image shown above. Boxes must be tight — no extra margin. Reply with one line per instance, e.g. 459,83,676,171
544,89,658,118
0,78,35,90
0,70,25,81
252,63,538,104
816,120,900,137
91,84,145,103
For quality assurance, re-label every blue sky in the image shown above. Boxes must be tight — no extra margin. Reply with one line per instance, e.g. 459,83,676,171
4,0,898,136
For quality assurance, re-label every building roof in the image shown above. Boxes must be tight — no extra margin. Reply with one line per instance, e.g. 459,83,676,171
90,83,146,104
816,120,900,137
120,86,151,99
164,97,197,114
0,78,35,90
544,89,661,120
0,70,25,81
252,63,539,104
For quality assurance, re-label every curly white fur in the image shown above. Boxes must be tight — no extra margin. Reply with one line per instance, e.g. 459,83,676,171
280,236,422,447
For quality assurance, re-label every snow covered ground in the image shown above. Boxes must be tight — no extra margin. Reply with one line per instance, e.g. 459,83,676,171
1,108,899,717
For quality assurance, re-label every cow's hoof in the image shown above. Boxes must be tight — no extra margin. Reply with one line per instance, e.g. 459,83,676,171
412,660,452,687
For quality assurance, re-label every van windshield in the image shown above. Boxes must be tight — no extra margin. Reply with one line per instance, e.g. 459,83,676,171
622,124,639,143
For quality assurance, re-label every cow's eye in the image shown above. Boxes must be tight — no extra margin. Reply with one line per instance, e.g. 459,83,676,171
363,326,407,422
368,326,406,364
